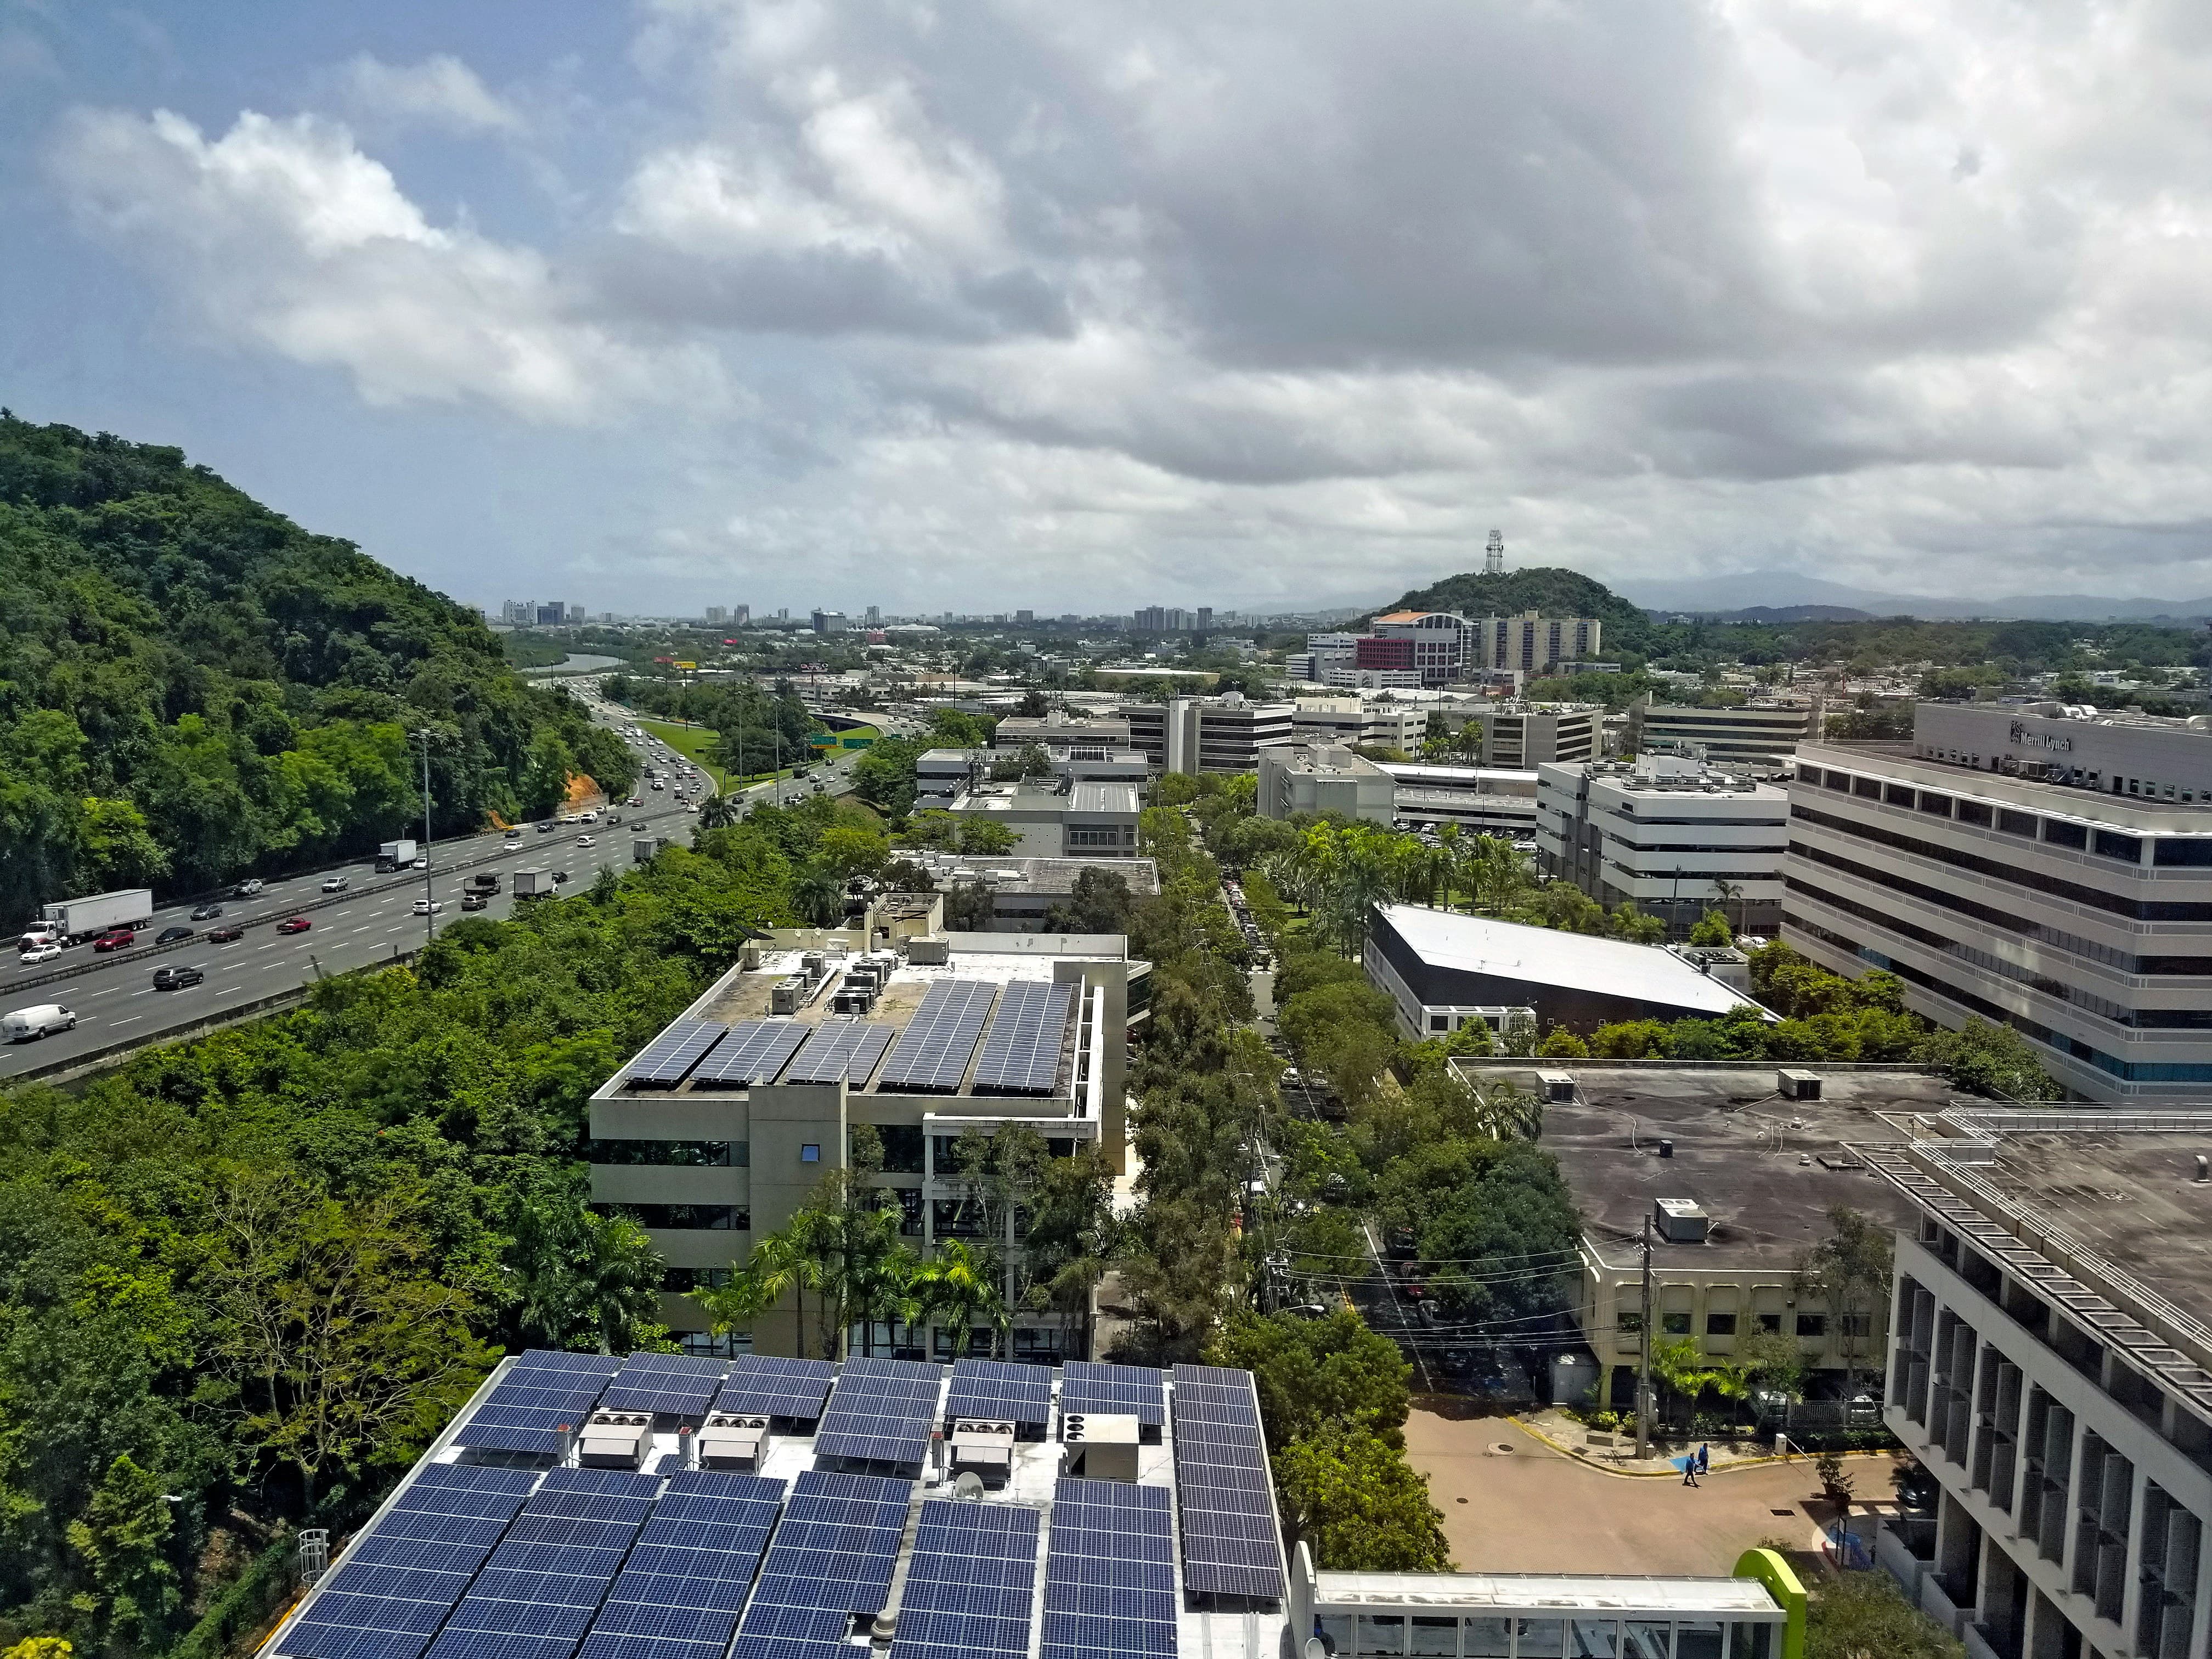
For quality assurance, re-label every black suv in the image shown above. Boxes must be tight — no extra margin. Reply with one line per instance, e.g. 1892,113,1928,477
152,964,205,990
156,926,195,945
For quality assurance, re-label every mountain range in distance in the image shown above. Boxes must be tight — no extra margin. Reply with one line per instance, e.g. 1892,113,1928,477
1621,569,2212,624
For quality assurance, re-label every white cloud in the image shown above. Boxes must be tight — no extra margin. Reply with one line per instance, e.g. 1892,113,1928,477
47,107,712,422
340,53,524,136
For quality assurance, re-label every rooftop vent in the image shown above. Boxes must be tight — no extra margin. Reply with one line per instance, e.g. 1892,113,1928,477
1654,1198,1709,1244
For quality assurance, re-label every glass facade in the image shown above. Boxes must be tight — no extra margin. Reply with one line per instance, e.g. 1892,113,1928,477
1310,1613,1782,1656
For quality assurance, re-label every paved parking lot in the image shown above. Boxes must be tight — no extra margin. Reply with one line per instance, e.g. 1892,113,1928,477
1402,1411,1903,1575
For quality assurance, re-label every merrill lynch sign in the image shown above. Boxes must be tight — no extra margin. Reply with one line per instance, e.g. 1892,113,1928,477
2010,721,2073,753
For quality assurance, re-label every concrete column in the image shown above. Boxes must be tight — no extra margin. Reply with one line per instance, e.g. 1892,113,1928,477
2120,1460,2151,1650
2059,1410,2092,1588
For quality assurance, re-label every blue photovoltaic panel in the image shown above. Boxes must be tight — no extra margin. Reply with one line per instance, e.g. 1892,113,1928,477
278,1467,541,1659
710,1355,837,1421
730,1471,911,1659
690,1020,809,1086
452,1353,620,1454
599,1353,729,1417
813,1356,944,1468
1060,1361,1165,1427
575,1471,783,1659
1040,1479,1178,1659
782,1020,895,1086
421,1469,659,1659
888,1501,1039,1659
625,1019,729,1087
944,1358,1052,1430
968,980,1076,1096
877,980,997,1093
1170,1364,1283,1602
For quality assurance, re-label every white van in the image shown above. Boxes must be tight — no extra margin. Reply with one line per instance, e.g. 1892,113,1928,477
4,1003,78,1041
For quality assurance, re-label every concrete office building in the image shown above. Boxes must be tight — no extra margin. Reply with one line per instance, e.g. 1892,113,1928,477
588,931,1139,1356
1121,694,1296,776
946,780,1143,858
1461,1059,1940,1409
913,746,1148,812
1377,763,1541,840
1537,755,1791,939
1455,704,1601,769
1629,698,1812,762
1256,744,1396,823
1364,905,1769,1039
1786,702,2212,1102
993,714,1134,751
1288,697,1427,754
706,606,727,624
1867,1110,2212,1659
900,855,1162,933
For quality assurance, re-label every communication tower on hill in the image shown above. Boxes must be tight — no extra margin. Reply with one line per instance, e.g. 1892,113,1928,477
1483,528,1505,575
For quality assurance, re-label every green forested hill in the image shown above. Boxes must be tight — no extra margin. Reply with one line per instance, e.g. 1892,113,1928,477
1375,565,1660,651
0,415,634,922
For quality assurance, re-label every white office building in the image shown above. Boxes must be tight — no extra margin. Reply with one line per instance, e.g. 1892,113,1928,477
1628,698,1812,762
1288,697,1428,753
1378,763,1541,840
1256,744,1397,823
1786,702,2212,1102
1121,694,1296,776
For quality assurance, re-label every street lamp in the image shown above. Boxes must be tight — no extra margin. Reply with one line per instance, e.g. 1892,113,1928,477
413,729,437,945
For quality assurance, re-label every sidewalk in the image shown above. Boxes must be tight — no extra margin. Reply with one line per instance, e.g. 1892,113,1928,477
1511,1405,1876,1479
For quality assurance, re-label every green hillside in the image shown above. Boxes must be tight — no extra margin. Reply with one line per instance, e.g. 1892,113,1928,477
1375,565,1657,652
0,414,635,923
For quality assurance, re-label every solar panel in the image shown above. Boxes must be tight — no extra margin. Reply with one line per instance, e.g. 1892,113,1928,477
968,980,1077,1096
576,1471,783,1659
625,1020,729,1088
1060,1361,1165,1427
813,1356,945,1469
888,1501,1040,1659
278,1468,541,1659
452,1356,619,1455
599,1353,729,1417
1040,1479,1178,1659
782,1020,895,1086
730,1470,911,1659
711,1355,838,1421
944,1359,1052,1429
877,980,998,1093
421,1469,659,1659
689,1021,809,1086
1170,1364,1284,1601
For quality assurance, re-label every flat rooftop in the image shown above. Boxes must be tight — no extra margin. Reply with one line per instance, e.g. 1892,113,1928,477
1488,1063,1957,1267
1378,905,1765,1020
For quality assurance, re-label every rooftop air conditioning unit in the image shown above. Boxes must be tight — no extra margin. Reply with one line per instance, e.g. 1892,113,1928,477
1654,1198,1709,1244
1535,1070,1576,1104
1778,1069,1822,1101
697,1413,770,1471
577,1411,655,1470
1059,1412,1139,1482
949,1419,1018,1485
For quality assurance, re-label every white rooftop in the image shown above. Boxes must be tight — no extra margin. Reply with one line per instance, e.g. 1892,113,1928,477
1314,1571,1780,1614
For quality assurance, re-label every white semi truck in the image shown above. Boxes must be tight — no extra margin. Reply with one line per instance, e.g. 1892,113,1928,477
37,888,154,943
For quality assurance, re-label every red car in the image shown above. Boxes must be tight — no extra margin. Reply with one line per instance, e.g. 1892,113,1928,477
92,929,136,952
207,924,245,943
275,916,312,935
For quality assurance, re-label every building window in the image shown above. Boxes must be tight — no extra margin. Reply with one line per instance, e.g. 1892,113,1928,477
1706,1313,1737,1336
1797,1313,1827,1338
584,1138,742,1167
800,1143,820,1163
1997,808,2038,837
610,1204,748,1231
2093,828,2142,863
1757,1312,1782,1334
1841,1313,1872,1338
662,1267,732,1291
1616,1312,1643,1334
2044,818,2088,850
1956,798,1993,828
2154,837,2212,866
1883,782,1914,807
1662,1312,1692,1336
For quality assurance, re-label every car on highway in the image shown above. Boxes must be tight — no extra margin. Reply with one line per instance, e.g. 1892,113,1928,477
152,964,205,990
190,902,224,921
275,916,312,935
460,893,490,911
537,820,558,833
3,1003,76,1041
206,923,245,943
627,795,643,806
155,926,195,945
412,899,443,915
411,856,428,870
575,835,595,848
504,826,523,840
550,870,570,885
234,878,263,897
92,929,137,953
18,942,62,966
321,874,349,893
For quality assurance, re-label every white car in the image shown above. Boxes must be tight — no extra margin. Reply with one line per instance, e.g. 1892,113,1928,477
321,874,349,893
18,943,62,966
412,899,443,915
411,856,428,870
575,835,596,848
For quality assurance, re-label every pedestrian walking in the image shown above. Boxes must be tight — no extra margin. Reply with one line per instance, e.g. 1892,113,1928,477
1681,1456,1699,1487
1697,1443,1711,1475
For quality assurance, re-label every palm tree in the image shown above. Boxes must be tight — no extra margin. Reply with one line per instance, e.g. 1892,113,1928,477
791,863,843,926
698,792,741,831
695,1228,806,1352
910,1240,1004,1361
1710,876,1742,938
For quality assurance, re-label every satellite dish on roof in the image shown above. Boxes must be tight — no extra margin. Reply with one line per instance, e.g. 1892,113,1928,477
954,1471,984,1500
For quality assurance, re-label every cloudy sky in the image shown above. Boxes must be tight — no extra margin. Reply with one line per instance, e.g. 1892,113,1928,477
7,1,2212,617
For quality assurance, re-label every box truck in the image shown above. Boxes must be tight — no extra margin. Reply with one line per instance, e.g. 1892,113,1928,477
512,870,555,900
39,889,154,942
375,838,420,873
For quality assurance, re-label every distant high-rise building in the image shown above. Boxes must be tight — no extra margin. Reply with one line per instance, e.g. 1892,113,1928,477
537,602,565,625
571,603,586,624
501,600,535,624
812,609,849,634
1134,606,1165,632
733,605,750,627
1485,528,1506,576
866,605,882,628
1016,609,1034,625
706,606,727,624
1197,607,1213,632
777,608,790,622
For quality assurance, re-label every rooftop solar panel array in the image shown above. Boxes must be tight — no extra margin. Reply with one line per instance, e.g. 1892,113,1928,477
624,1019,728,1087
888,1502,1040,1659
1040,1479,1178,1659
711,1355,838,1421
814,1356,945,1468
280,1465,541,1659
782,1020,895,1086
729,1470,912,1659
1169,1364,1284,1601
420,1467,660,1659
453,1352,622,1455
575,1471,783,1659
598,1352,730,1418
1060,1361,1165,1427
690,1020,809,1086
944,1358,1053,1429
968,980,1077,1096
877,980,998,1093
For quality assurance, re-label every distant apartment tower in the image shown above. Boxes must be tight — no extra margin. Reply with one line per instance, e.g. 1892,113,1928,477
1470,611,1603,676
536,602,565,625
1197,607,1213,632
866,605,883,628
1132,606,1194,633
500,600,534,625
1629,697,1810,761
778,608,790,622
706,606,727,624
732,605,750,627
571,603,586,625
1015,608,1034,625
811,610,848,634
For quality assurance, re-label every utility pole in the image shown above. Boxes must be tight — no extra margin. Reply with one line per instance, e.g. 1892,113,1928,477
415,730,436,945
1636,1214,1654,1459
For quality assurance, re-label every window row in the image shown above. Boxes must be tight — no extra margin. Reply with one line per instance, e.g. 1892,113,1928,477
1313,1612,1776,1657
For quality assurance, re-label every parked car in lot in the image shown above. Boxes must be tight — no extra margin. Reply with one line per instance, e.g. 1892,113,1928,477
207,923,245,943
3,1003,77,1041
153,964,205,990
234,878,263,896
322,874,349,892
190,902,224,921
275,916,312,935
155,926,195,945
412,899,443,916
18,942,62,966
92,929,137,953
